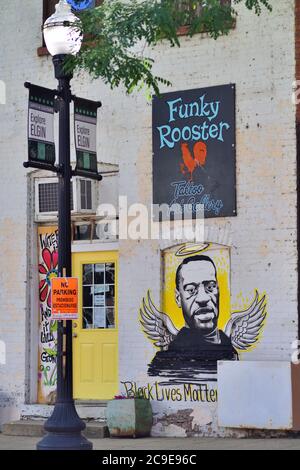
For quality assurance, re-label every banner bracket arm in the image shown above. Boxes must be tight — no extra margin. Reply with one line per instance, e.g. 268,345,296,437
71,94,102,108
24,81,57,95
23,161,62,174
72,169,103,181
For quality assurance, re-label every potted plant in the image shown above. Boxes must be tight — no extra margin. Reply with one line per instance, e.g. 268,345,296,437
106,395,153,438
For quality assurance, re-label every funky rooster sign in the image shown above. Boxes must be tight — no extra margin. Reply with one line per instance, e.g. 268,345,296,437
152,84,236,219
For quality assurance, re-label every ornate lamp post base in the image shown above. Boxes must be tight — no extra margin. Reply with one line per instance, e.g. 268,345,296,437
37,402,92,450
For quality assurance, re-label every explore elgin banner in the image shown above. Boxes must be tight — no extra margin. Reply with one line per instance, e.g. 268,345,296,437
152,84,236,219
74,97,98,174
27,84,56,166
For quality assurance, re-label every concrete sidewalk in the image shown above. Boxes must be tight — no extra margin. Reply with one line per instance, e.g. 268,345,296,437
0,434,300,450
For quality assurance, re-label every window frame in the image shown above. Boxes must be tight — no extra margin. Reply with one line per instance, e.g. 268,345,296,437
176,0,233,36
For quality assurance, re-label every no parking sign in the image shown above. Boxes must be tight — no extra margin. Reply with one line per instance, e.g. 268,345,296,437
51,278,79,320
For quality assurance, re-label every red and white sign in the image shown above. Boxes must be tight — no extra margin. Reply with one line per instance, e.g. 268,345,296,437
51,277,79,320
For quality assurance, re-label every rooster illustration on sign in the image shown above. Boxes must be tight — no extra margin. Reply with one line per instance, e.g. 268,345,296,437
180,141,208,181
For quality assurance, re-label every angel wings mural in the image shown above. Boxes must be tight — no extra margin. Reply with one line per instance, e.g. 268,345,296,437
140,253,267,382
141,290,267,353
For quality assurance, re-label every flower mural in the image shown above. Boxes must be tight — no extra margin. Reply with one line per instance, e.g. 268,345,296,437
37,229,59,404
39,248,58,308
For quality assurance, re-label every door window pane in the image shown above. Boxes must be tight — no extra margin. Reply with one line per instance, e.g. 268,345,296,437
95,264,105,284
94,286,105,307
106,308,115,328
83,286,93,307
83,264,93,285
94,308,106,328
105,263,115,284
83,308,93,329
106,285,115,307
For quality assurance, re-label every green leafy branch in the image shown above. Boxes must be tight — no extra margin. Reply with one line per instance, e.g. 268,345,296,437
66,0,273,96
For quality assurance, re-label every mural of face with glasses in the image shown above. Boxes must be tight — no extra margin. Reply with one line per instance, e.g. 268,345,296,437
175,256,220,334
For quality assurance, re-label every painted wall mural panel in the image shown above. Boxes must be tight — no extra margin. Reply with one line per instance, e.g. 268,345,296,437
119,243,268,435
137,243,267,390
37,226,58,404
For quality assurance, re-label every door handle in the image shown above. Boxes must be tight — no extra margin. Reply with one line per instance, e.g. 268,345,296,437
73,333,78,338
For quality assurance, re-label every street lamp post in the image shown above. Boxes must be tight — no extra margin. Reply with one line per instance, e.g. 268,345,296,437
37,0,92,450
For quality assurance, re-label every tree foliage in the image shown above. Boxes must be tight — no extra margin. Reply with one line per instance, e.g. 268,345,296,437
67,0,272,96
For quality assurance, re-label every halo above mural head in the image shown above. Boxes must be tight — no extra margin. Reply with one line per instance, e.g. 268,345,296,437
175,243,210,257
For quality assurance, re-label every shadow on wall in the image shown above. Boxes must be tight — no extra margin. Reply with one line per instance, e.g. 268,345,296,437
0,81,6,105
0,340,6,366
0,393,20,430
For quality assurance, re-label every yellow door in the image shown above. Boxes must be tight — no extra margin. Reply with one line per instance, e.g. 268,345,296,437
72,251,119,400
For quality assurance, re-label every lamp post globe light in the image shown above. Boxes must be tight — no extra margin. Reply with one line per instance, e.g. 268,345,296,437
37,0,92,451
43,0,83,56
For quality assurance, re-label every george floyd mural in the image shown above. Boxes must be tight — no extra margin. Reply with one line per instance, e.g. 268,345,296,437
152,85,236,219
139,244,267,387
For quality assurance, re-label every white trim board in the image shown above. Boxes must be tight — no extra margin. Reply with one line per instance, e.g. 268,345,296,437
72,242,119,253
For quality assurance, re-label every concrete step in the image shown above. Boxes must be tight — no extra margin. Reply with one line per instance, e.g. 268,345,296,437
1,420,109,439
21,403,107,421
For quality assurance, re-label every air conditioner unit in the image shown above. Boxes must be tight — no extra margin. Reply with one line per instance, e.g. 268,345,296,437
35,176,98,221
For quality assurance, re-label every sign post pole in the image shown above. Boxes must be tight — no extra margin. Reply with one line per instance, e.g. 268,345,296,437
36,55,92,451
23,80,103,450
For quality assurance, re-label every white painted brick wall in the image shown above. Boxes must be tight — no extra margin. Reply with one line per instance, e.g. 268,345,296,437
0,0,297,434
117,0,298,435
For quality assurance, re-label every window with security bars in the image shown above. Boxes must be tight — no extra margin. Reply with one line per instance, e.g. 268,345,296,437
38,182,74,213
